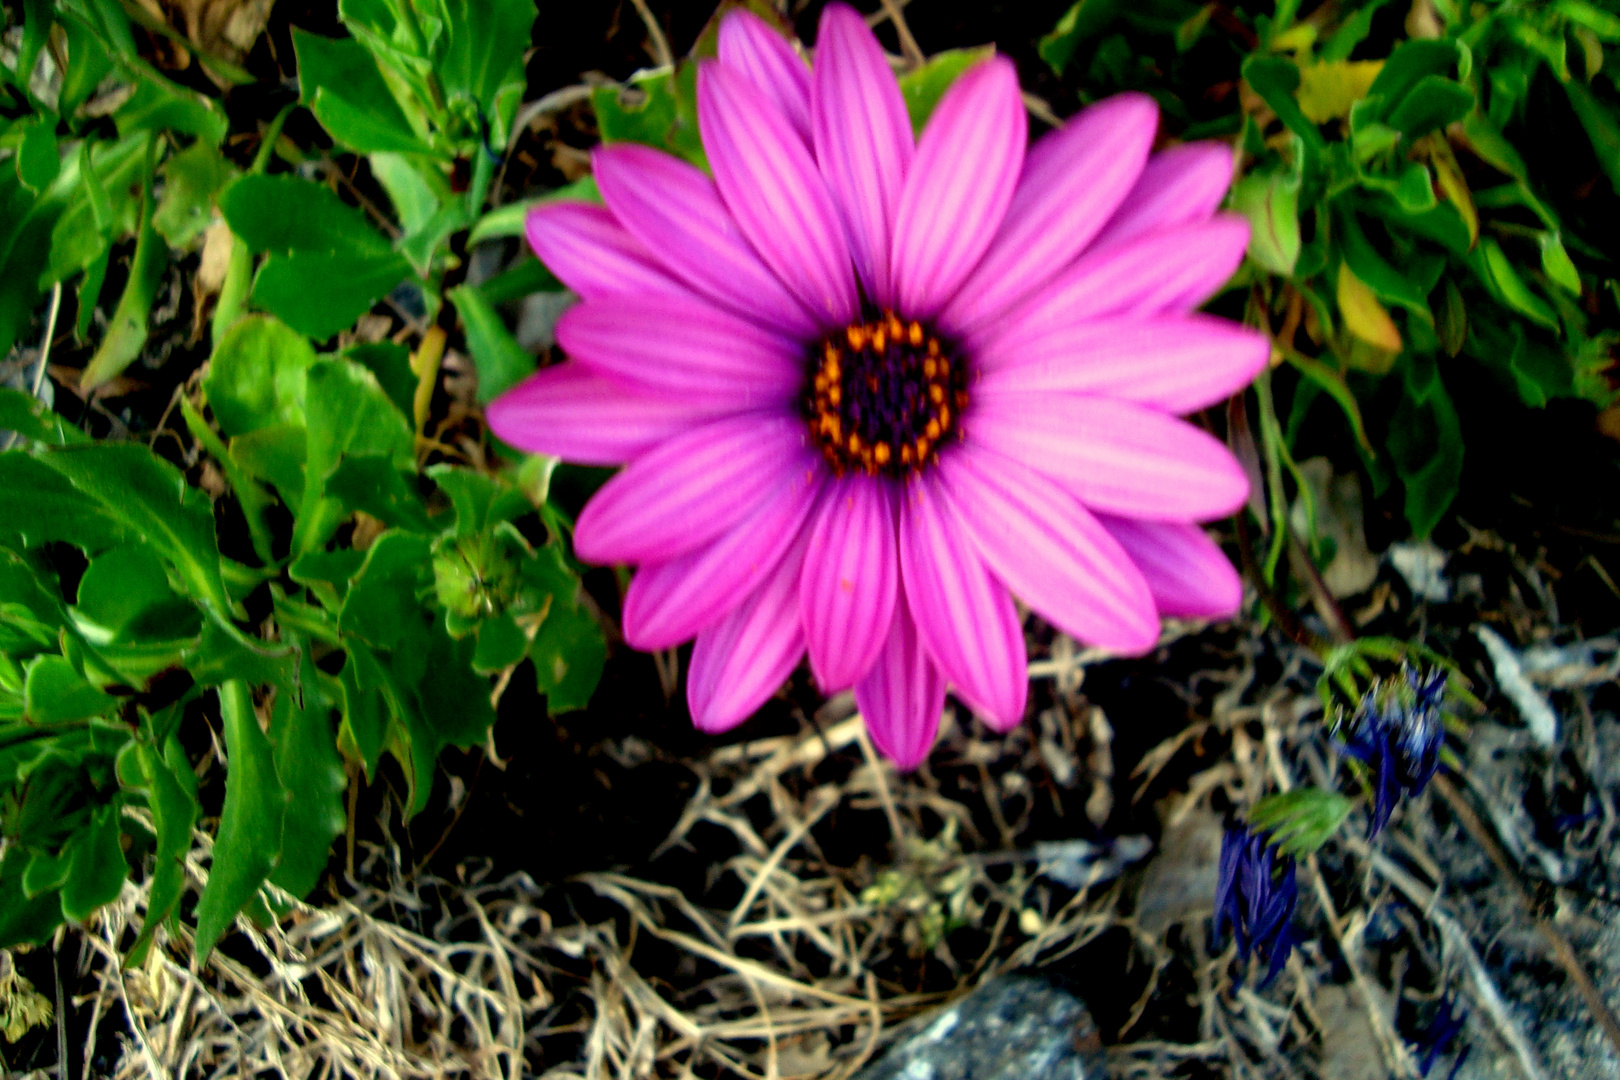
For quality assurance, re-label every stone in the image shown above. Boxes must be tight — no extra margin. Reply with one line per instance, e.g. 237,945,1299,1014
854,973,1104,1080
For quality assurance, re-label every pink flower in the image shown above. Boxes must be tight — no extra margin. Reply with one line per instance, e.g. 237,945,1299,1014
487,5,1266,768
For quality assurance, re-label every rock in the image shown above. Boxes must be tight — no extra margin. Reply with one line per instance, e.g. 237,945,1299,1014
854,973,1104,1080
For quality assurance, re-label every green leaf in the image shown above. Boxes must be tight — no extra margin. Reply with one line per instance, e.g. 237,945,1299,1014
342,341,416,419
267,660,345,899
1470,237,1558,331
530,594,605,714
193,680,287,963
1338,212,1433,324
427,465,533,541
1386,353,1463,538
1563,79,1620,196
293,358,416,555
16,117,60,193
1364,39,1459,123
113,69,228,143
60,801,127,921
1249,788,1353,856
337,531,433,649
123,736,197,966
449,284,534,404
592,66,706,167
294,29,428,153
55,10,116,119
81,194,169,392
1243,56,1327,158
0,388,87,446
1540,231,1582,295
202,315,319,438
0,454,129,553
1038,0,1122,74
74,543,196,639
467,175,600,246
0,845,63,948
898,47,995,133
219,173,394,257
33,443,232,615
438,0,534,148
182,619,296,689
1229,166,1301,276
325,455,432,532
153,137,236,248
472,611,528,671
337,647,387,779
370,152,443,236
252,248,413,341
24,655,119,722
1384,76,1474,140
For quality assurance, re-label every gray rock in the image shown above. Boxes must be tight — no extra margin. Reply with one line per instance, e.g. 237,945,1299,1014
855,973,1103,1080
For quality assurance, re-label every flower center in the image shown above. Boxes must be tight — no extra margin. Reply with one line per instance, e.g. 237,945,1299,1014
801,312,969,477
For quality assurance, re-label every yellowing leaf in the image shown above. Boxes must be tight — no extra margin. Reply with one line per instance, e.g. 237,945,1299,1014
1338,261,1403,353
1421,134,1478,247
1296,60,1385,123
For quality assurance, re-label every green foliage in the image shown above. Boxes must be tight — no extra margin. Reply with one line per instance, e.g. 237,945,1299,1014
1249,788,1354,856
0,0,602,965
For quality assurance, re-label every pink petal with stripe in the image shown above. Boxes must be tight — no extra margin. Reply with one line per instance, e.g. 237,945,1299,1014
897,473,1027,730
967,217,1251,357
718,8,812,142
968,394,1249,521
974,315,1270,414
1097,515,1244,618
940,449,1158,653
574,414,814,565
687,533,810,733
811,1,915,304
890,56,1026,319
485,364,720,465
800,474,898,692
524,201,690,303
623,467,824,649
939,92,1157,336
593,143,818,338
557,295,802,410
1090,141,1235,252
698,61,858,326
855,591,946,770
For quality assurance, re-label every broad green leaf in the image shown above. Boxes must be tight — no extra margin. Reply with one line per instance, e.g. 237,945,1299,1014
1540,232,1581,295
1364,39,1458,122
592,67,706,167
370,152,443,236
294,29,427,153
438,0,534,148
74,543,196,639
337,646,387,779
34,443,232,615
123,736,197,966
267,660,345,899
428,465,534,541
342,341,416,419
1384,75,1474,140
530,594,605,714
24,655,119,722
230,423,309,508
153,137,235,248
1243,56,1327,157
193,680,287,963
16,117,61,193
0,845,63,947
202,315,319,437
1338,212,1432,323
252,248,413,341
337,532,433,650
0,454,129,553
1038,0,1122,74
113,69,228,143
1230,167,1301,275
219,174,394,257
1249,788,1353,856
55,9,116,119
0,388,87,446
899,47,995,133
293,358,415,555
39,134,151,289
60,801,127,921
450,284,534,404
472,611,528,672
325,455,432,532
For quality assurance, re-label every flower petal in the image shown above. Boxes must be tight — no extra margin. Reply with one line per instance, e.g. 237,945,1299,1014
1096,514,1244,618
574,414,814,564
687,534,809,733
698,61,859,326
897,473,1027,730
556,295,802,410
891,56,1027,319
811,2,914,305
940,448,1158,653
799,474,898,692
718,9,812,142
1090,141,1235,252
485,364,720,465
939,92,1157,336
593,143,818,338
975,314,1270,414
855,591,946,770
524,201,690,303
968,394,1249,521
967,217,1251,357
623,468,823,649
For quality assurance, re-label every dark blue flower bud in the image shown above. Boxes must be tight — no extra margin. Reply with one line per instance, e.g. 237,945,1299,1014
1213,825,1299,987
1337,667,1449,836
